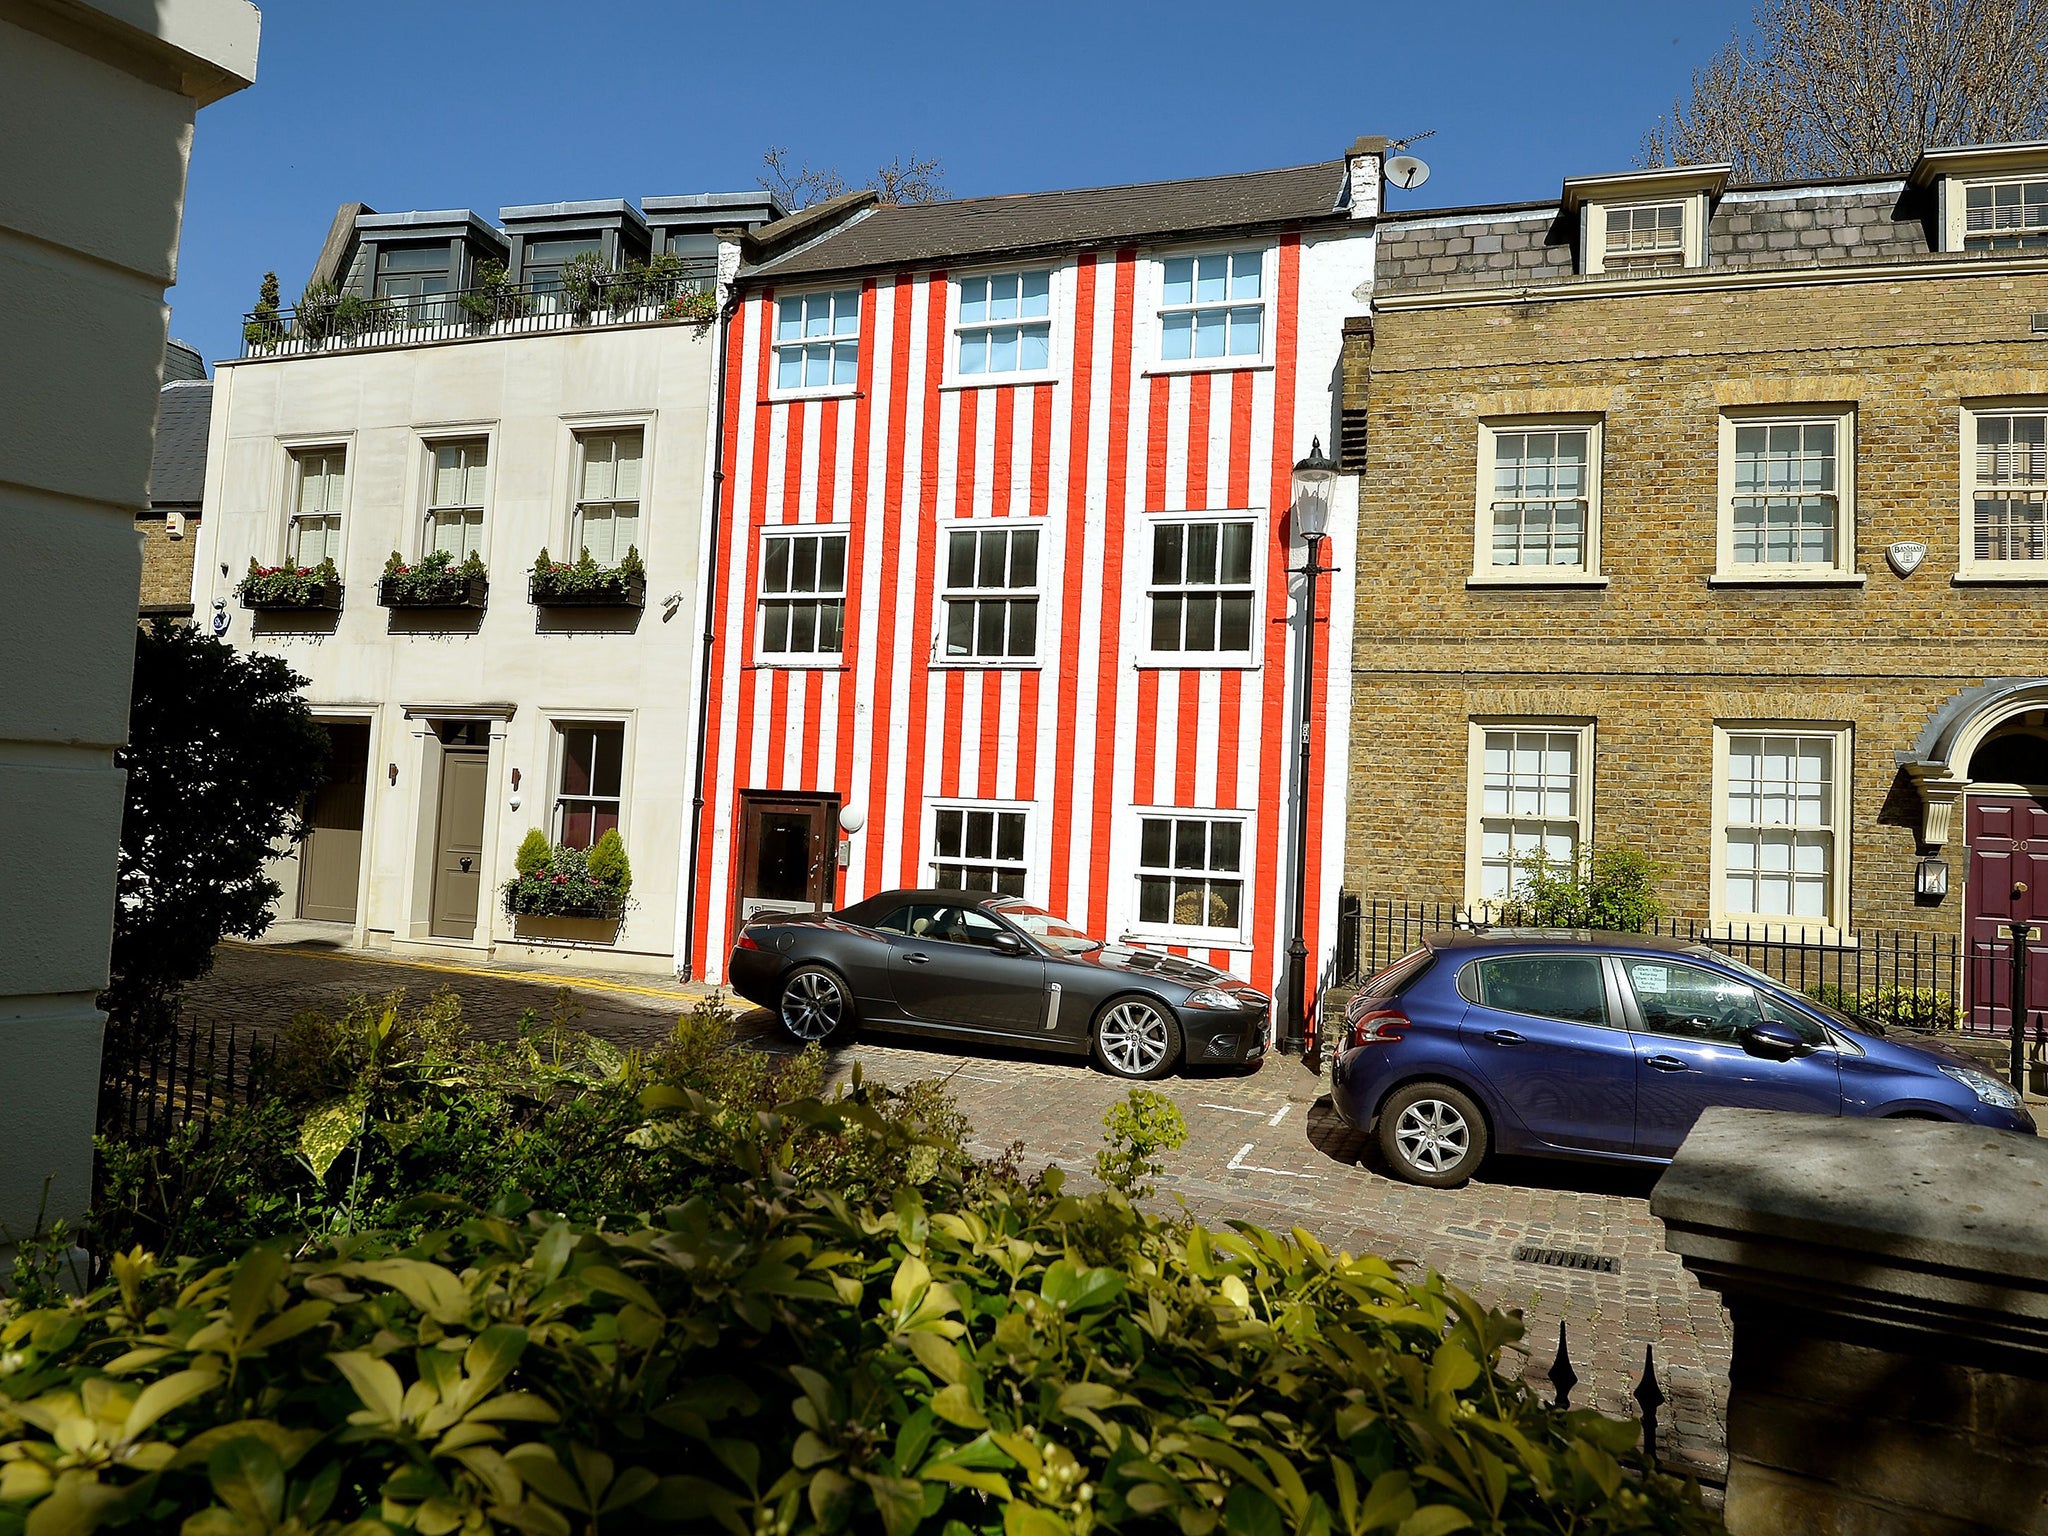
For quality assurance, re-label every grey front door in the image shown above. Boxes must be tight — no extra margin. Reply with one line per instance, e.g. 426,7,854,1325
299,720,369,923
430,749,489,939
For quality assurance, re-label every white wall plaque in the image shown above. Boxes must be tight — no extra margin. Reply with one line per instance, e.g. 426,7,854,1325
1887,540,1928,577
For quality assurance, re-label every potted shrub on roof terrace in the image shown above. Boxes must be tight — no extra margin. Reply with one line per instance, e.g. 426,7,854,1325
236,556,342,611
528,545,645,608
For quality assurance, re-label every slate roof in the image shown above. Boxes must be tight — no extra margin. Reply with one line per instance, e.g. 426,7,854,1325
149,380,212,508
750,160,1350,280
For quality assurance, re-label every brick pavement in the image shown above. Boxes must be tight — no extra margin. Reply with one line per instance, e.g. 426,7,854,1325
185,941,1731,1481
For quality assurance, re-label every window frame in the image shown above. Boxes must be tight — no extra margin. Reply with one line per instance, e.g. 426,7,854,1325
1958,401,2048,582
927,800,1033,899
1581,195,1707,275
420,434,491,564
946,264,1059,386
1126,807,1254,946
284,443,348,570
1148,242,1273,374
570,426,645,569
1138,512,1263,666
1710,721,1853,942
770,286,862,399
934,517,1045,668
1469,416,1606,585
1712,405,1862,584
754,523,851,666
1947,174,2048,253
547,715,630,852
1463,719,1596,912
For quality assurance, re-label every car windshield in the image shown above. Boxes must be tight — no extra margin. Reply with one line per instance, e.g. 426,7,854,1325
1700,951,1880,1036
994,903,1102,954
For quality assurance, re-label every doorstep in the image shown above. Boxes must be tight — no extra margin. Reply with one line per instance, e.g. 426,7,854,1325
220,932,716,1008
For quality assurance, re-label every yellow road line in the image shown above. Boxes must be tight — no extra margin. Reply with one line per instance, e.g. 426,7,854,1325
246,943,706,1006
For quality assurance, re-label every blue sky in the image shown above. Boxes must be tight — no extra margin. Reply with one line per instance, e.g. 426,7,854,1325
169,0,1750,366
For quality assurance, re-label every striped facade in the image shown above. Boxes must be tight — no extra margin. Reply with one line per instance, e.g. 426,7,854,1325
683,199,1372,1030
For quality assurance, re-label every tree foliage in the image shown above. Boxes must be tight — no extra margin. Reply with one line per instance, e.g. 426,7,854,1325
1496,845,1669,934
106,623,329,1041
1642,0,2048,180
760,145,950,208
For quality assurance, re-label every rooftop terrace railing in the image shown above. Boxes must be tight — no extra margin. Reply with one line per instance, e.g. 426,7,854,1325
240,263,718,359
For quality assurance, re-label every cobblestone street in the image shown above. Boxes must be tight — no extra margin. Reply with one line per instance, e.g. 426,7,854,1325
186,940,1732,1481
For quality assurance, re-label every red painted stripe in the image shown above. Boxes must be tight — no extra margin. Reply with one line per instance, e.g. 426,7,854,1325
992,388,1016,516
1029,384,1053,521
897,272,949,890
1185,370,1212,511
1228,368,1255,509
1132,670,1159,807
1145,372,1170,511
1017,667,1040,801
1082,251,1138,932
833,279,879,902
689,296,756,975
1209,948,1231,971
956,387,979,520
978,674,1001,800
1047,255,1098,919
865,275,917,901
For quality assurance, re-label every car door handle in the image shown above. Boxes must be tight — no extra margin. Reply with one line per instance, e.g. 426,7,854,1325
1483,1029,1526,1046
903,952,930,965
1646,1054,1691,1072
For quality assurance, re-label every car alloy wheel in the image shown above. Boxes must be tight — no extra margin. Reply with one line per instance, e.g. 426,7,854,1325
1376,1081,1488,1188
779,966,849,1044
1095,998,1179,1080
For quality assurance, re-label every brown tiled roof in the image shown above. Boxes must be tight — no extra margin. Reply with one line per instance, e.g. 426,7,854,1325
749,160,1349,280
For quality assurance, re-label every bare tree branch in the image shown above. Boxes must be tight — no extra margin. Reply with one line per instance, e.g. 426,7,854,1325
1640,0,2048,179
759,146,950,210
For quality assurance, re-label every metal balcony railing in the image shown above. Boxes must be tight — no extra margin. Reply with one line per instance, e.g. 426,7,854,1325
240,264,718,359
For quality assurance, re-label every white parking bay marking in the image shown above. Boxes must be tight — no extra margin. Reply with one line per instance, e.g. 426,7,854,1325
1198,1103,1270,1117
1268,1103,1291,1127
1226,1142,1323,1180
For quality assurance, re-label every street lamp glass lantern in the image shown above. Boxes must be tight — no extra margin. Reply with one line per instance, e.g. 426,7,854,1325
1292,436,1337,540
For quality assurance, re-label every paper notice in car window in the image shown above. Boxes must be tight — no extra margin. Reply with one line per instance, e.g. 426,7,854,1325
1629,964,1669,995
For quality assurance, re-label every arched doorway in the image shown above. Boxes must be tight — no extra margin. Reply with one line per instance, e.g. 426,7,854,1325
1902,680,2048,1037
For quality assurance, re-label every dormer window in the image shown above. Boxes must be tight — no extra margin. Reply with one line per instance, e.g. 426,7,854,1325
1561,165,1729,277
1912,144,2048,254
1961,176,2048,251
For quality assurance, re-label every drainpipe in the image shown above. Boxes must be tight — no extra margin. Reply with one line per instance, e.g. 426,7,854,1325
677,273,743,982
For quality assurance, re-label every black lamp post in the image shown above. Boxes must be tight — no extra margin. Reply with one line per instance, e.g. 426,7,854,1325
1288,437,1339,1066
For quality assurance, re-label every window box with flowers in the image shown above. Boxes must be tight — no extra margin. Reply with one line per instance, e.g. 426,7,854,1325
528,546,646,609
377,550,489,609
238,557,343,611
503,828,632,926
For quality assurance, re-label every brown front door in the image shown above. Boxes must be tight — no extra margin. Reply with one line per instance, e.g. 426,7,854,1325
737,794,838,922
430,749,490,939
1965,794,2048,1034
299,720,370,923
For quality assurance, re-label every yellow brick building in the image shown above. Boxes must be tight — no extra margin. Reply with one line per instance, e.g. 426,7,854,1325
1344,149,2048,1028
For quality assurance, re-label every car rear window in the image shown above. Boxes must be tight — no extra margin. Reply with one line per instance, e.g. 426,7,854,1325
1359,948,1435,1000
1472,954,1610,1026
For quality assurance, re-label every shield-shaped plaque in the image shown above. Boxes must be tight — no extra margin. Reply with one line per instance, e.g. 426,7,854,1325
1887,540,1927,577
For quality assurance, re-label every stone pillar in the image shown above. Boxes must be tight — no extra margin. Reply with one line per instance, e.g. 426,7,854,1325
1653,1108,2048,1535
0,0,259,1242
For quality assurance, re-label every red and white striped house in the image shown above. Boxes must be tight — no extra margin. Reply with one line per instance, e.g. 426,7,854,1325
680,142,1382,1040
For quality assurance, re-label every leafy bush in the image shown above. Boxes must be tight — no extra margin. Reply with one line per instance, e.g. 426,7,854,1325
1497,844,1668,933
2,1082,1719,1535
502,840,632,918
458,258,527,325
1094,1090,1188,1200
558,250,612,315
378,549,487,604
586,828,633,903
662,287,718,324
1807,981,1959,1032
528,546,646,604
514,829,552,879
241,270,282,348
235,558,341,608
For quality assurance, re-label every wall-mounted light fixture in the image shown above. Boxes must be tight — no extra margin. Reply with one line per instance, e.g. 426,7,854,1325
510,767,521,791
1916,857,1949,898
387,763,399,787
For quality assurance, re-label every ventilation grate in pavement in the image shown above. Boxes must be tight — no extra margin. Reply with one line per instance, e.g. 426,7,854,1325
1512,1244,1619,1274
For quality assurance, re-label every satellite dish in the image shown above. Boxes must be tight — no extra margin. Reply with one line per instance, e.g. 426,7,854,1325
1386,155,1431,191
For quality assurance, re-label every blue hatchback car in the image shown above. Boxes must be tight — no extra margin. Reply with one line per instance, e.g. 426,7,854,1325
1330,931,2035,1187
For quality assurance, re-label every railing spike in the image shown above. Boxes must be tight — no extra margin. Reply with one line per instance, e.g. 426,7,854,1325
1634,1343,1665,1464
1547,1320,1578,1410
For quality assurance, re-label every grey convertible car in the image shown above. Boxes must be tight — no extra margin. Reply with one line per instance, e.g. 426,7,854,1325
727,889,1274,1079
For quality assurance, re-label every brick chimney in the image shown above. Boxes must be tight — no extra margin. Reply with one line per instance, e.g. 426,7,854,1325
1345,136,1387,220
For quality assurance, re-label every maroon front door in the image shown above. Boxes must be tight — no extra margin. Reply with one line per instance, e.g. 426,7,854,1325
1965,795,2048,1034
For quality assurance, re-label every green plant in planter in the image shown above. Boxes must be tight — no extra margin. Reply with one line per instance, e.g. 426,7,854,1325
242,268,282,347
529,545,644,602
661,286,718,323
585,826,633,902
557,250,612,315
292,278,341,341
237,556,340,606
503,837,631,918
514,827,552,878
459,257,526,325
380,548,486,603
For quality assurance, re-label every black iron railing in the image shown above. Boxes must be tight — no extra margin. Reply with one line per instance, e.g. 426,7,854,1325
98,1019,271,1142
240,265,717,359
1336,896,1985,1034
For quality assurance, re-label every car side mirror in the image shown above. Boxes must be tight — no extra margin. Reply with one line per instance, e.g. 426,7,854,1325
1741,1020,1805,1062
989,930,1025,956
